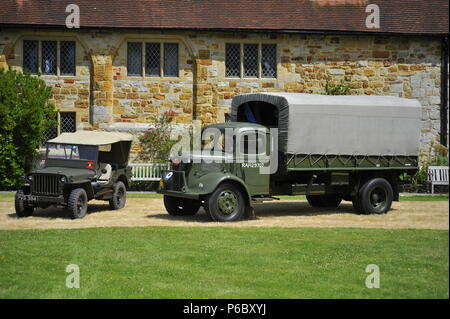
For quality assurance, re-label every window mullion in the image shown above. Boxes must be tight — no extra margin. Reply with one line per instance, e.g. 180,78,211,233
38,40,42,74
240,44,243,78
258,44,262,78
142,42,145,77
57,41,60,76
160,43,163,77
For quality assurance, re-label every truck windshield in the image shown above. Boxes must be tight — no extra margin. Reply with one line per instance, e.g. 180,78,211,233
47,144,97,161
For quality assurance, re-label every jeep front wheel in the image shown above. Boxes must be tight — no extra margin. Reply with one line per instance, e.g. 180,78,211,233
205,183,246,222
68,188,88,219
163,195,200,216
15,190,34,218
109,181,127,210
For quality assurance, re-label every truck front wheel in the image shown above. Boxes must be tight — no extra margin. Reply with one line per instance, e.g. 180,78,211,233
164,195,200,216
15,190,34,218
355,178,393,214
306,194,342,208
205,183,246,222
68,188,88,219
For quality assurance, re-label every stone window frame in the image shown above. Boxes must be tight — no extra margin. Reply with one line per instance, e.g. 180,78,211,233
126,40,180,78
22,38,77,77
225,42,278,79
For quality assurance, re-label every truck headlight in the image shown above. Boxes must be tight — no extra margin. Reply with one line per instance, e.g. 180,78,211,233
27,175,33,181
60,176,67,183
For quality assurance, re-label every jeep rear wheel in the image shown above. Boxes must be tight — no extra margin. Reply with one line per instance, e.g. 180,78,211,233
205,183,246,222
68,188,88,219
163,195,201,216
306,194,342,208
109,181,127,210
15,190,34,218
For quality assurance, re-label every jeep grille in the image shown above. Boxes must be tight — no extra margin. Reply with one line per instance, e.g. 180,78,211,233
31,174,61,196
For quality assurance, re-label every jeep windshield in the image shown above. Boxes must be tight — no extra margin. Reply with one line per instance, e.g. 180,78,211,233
46,143,97,161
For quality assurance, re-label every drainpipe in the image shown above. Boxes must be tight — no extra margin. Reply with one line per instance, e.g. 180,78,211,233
440,36,449,147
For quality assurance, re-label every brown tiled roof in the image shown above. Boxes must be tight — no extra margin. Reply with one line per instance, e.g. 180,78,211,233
0,0,448,35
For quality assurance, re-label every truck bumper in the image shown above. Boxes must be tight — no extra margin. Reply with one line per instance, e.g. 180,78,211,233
157,189,200,200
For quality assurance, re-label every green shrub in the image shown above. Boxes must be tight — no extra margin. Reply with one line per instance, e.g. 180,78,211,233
0,70,56,189
323,80,351,95
136,110,179,163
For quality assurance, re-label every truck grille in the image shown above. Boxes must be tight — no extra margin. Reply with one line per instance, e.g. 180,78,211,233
31,174,61,196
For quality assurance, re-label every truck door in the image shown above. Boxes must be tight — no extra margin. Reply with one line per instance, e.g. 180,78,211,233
236,129,270,195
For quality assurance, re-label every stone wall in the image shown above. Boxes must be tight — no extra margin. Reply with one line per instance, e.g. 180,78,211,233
0,28,445,162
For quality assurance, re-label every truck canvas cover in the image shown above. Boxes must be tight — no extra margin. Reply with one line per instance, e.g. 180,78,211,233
231,93,421,156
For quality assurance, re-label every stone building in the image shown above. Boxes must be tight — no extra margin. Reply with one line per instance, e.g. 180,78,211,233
0,0,448,162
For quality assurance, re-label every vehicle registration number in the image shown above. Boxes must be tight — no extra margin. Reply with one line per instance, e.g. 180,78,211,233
17,194,37,201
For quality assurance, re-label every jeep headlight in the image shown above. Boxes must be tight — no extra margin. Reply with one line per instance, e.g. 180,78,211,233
60,176,67,183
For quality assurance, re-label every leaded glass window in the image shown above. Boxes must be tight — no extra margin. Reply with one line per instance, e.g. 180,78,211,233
225,44,240,77
145,43,160,76
41,41,57,75
60,112,76,133
23,40,39,74
164,43,178,77
243,44,259,78
60,41,76,76
262,44,277,78
127,42,142,76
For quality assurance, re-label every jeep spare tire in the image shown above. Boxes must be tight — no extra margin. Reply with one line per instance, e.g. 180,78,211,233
109,181,127,210
68,188,88,219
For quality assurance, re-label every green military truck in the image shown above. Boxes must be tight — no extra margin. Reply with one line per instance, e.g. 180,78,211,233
158,93,421,222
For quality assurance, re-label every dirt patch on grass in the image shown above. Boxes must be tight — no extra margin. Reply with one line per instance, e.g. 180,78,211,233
0,198,448,231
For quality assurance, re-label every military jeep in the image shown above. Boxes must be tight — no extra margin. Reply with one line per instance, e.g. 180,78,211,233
15,131,133,219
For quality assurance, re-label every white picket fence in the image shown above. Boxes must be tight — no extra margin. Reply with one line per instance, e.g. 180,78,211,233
129,163,170,181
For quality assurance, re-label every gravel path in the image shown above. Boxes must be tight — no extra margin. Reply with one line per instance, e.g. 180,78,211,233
0,198,448,230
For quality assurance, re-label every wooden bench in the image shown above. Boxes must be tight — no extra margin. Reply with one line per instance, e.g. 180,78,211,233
129,163,170,181
428,166,449,194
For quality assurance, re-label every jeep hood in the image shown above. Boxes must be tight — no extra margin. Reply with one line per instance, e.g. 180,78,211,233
33,167,96,179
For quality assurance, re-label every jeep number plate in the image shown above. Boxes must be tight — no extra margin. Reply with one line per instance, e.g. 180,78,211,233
17,194,37,201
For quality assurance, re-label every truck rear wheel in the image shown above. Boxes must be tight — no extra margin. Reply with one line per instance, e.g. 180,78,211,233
164,195,200,216
109,181,127,210
15,190,34,218
205,183,246,222
68,188,88,219
306,194,342,208
356,178,393,214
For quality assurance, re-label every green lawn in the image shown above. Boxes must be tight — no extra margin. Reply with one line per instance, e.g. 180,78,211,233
0,227,447,299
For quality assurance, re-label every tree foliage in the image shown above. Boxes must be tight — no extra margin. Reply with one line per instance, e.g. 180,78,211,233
0,69,57,189
136,110,179,163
